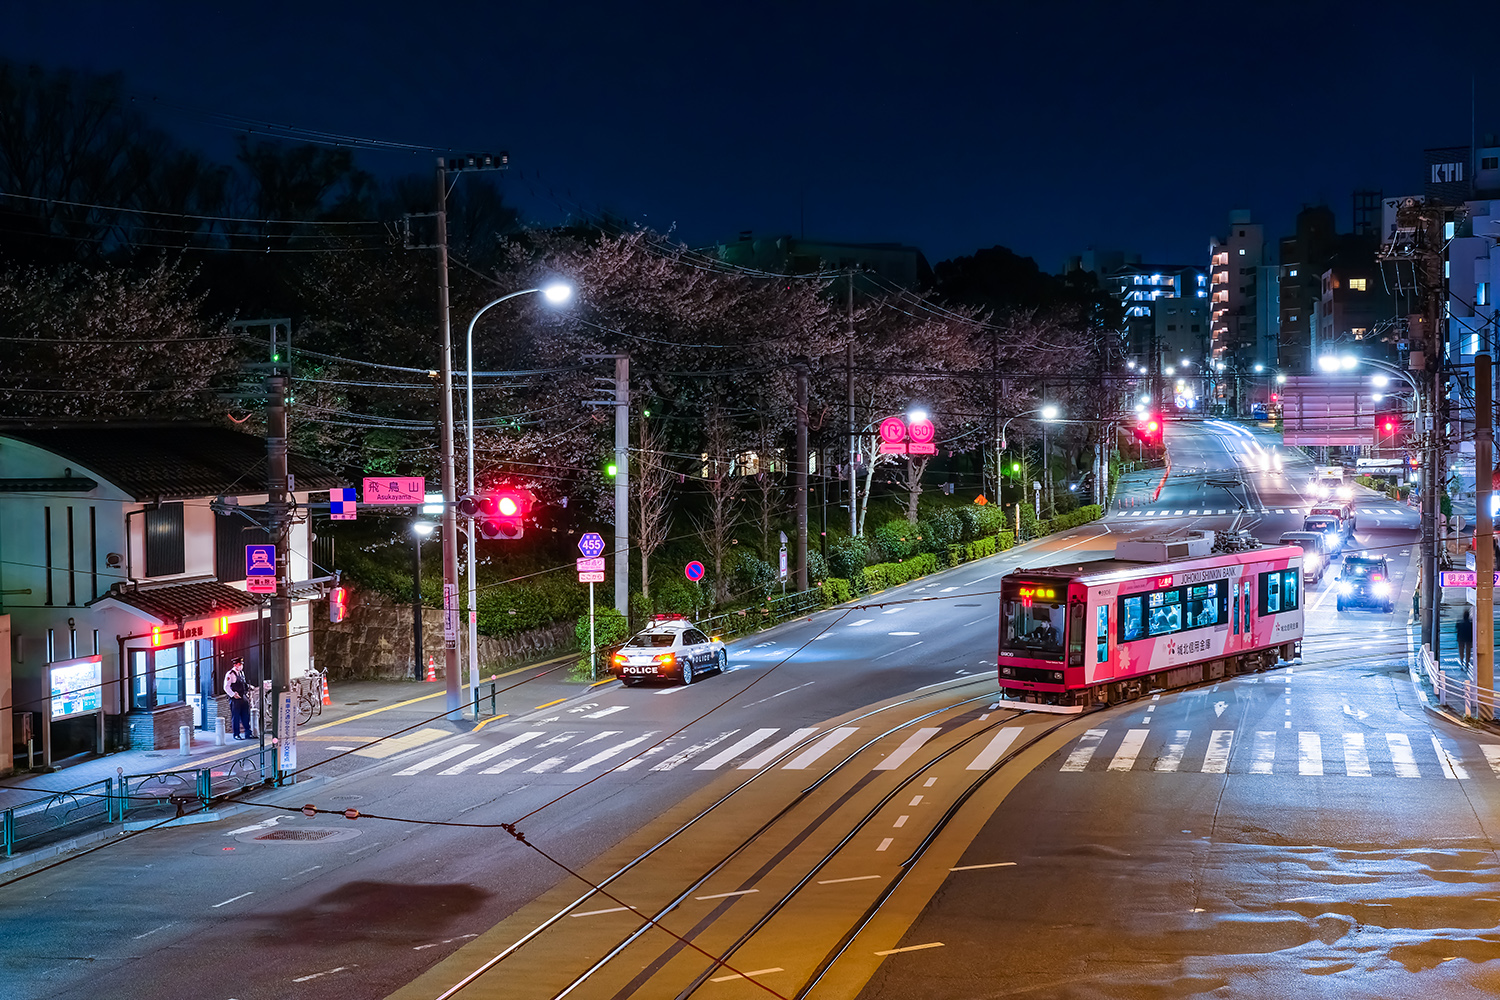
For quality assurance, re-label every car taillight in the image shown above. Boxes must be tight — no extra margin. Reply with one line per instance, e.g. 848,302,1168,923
653,652,676,666
612,654,627,665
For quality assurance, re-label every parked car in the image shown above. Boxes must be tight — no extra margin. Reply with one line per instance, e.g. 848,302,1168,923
1336,553,1395,613
1278,530,1335,583
610,615,727,686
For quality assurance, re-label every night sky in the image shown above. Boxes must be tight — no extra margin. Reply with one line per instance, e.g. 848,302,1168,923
3,1,1496,271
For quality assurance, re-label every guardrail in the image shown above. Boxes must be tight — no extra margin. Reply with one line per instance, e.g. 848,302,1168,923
697,587,824,642
1,778,116,858
1418,644,1499,718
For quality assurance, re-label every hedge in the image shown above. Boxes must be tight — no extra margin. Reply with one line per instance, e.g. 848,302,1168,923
820,577,853,605
1041,504,1102,535
862,552,939,592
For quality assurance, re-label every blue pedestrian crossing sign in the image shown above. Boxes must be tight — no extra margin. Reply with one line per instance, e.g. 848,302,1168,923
578,532,606,559
246,544,276,594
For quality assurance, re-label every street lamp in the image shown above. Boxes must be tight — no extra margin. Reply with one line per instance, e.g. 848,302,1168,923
411,521,435,681
459,281,574,715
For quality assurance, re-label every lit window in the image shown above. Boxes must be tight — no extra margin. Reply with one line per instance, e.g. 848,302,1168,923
1352,328,1367,339
1239,249,1246,255
1289,268,1298,277
1198,290,1207,298
1479,282,1490,306
1289,315,1297,323
1446,222,1456,240
1470,333,1481,355
1349,278,1367,291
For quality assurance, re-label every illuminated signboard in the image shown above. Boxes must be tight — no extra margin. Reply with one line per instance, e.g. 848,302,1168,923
50,655,103,719
1017,585,1057,606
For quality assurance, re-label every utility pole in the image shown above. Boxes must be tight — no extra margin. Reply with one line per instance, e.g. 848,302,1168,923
796,365,809,591
847,272,857,537
433,158,461,719
614,356,630,617
1475,352,1493,718
266,370,292,766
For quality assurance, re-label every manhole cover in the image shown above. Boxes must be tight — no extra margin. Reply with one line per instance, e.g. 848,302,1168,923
144,753,163,758
256,829,337,842
954,603,981,607
330,795,363,801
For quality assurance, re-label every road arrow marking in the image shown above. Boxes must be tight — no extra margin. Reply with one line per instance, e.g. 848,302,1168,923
1342,703,1370,720
1214,701,1227,717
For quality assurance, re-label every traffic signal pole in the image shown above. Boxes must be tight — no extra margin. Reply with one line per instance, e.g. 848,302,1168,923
434,158,461,719
267,372,292,767
1475,352,1493,718
614,356,630,618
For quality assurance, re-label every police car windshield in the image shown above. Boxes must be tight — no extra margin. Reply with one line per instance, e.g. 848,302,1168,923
632,633,677,647
1305,519,1337,530
1344,559,1383,576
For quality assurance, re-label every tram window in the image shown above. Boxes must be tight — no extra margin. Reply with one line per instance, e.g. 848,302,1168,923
1000,586,1066,662
1232,588,1240,635
1121,596,1144,642
1259,569,1300,614
1096,605,1108,663
1148,590,1182,636
1185,582,1224,627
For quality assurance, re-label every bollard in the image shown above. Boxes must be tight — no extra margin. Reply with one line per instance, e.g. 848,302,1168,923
215,716,226,746
179,725,191,756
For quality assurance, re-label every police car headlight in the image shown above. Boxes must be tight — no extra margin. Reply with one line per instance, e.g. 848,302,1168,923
1373,581,1391,597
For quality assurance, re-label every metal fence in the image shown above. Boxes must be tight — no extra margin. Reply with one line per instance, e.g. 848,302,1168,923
697,587,824,642
2,743,276,858
1419,644,1499,719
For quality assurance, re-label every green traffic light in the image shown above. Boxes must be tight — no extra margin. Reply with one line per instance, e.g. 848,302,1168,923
1010,462,1021,473
606,463,617,477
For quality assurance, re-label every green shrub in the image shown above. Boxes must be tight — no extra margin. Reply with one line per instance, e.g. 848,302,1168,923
653,576,703,615
1040,504,1103,535
998,530,1015,551
807,549,829,584
927,508,961,550
861,552,939,592
829,536,870,579
962,504,1002,538
629,591,652,627
732,552,777,600
874,519,916,561
821,577,853,605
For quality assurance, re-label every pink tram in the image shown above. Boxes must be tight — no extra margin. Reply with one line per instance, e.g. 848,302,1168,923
996,533,1303,710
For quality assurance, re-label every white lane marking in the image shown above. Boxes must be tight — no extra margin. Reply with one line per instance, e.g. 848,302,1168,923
940,587,958,593
874,942,944,956
582,705,628,719
785,727,860,769
1108,730,1149,771
1299,732,1323,776
963,618,988,626
1214,701,1227,717
818,875,882,884
282,866,322,880
1344,733,1370,777
967,727,1022,770
396,743,480,776
950,862,1016,871
439,732,545,774
1432,735,1469,779
710,967,784,983
876,728,943,770
1251,731,1276,774
292,965,357,983
1483,745,1500,777
133,923,173,939
875,641,923,660
655,685,689,694
225,815,287,837
696,889,758,900
909,795,924,805
565,732,658,772
695,728,781,770
847,619,874,627
572,907,629,917
1202,730,1234,773
893,815,909,828
882,607,904,614
1061,730,1107,771
1155,730,1191,772
651,730,739,771
1188,509,1199,515
876,838,894,852
887,631,921,636
740,728,819,769
923,776,937,787
742,682,816,707
412,934,478,951
212,891,254,908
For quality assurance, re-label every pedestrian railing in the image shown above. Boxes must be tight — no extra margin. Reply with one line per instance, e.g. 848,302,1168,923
1418,644,1500,719
1,778,115,857
698,587,823,642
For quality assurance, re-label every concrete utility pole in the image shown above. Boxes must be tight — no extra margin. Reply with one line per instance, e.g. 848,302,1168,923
613,357,630,617
266,372,292,755
433,158,461,718
796,365,809,591
1476,352,1493,717
847,273,857,537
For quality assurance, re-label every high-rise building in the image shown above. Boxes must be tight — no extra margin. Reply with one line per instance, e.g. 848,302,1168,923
1278,199,1383,370
1100,263,1208,364
1209,211,1270,370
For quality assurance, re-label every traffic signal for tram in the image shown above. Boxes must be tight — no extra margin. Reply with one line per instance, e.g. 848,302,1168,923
1134,413,1163,445
329,586,349,623
459,487,532,539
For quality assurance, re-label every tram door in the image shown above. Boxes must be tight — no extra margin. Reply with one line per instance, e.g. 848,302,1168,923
1067,600,1085,668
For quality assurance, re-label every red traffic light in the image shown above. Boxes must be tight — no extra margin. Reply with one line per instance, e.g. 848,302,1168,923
463,488,532,539
329,586,349,623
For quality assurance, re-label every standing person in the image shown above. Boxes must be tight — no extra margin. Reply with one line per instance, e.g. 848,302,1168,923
1457,608,1475,669
225,657,252,739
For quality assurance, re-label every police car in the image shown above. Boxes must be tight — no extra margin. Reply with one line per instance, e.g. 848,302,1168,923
611,615,727,686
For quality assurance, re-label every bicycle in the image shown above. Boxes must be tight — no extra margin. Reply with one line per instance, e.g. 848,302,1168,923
295,669,326,726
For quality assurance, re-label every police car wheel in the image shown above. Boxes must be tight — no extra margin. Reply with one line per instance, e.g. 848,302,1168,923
682,659,695,685
716,649,727,673
621,677,638,687
1336,599,1345,612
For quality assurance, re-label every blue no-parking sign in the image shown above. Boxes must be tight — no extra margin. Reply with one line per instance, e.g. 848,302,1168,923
685,561,705,582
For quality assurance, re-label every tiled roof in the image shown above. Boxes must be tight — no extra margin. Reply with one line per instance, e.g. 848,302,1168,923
0,425,344,500
91,581,264,624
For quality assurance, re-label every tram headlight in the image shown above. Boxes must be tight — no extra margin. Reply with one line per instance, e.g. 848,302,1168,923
1050,671,1064,683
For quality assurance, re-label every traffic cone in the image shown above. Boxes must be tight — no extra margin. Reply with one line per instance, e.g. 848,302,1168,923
321,673,332,706
425,656,437,682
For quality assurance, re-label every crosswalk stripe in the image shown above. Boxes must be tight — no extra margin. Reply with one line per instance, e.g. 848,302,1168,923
1107,730,1149,771
651,730,740,771
438,732,545,774
696,728,781,770
1298,732,1323,776
1483,746,1500,777
566,732,658,772
1154,730,1191,772
967,727,1023,770
478,756,532,774
785,727,860,770
396,743,480,776
1343,733,1370,777
1061,730,1106,771
582,706,627,719
1202,730,1233,773
526,756,569,773
1250,731,1276,774
1387,734,1419,777
1188,510,1199,515
1431,735,1469,779
739,728,820,769
1218,509,1228,514
876,728,943,770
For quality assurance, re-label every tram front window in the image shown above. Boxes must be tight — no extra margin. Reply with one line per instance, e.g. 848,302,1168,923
1001,583,1066,661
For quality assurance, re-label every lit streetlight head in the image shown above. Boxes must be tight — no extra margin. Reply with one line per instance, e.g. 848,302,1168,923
1276,373,1287,384
542,282,573,305
1371,373,1390,387
1041,404,1059,420
413,521,436,537
1317,355,1338,372
1140,394,1151,404
1340,354,1358,370
1254,363,1264,372
908,408,928,423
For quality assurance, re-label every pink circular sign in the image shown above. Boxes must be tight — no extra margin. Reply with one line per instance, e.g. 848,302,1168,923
907,418,935,444
878,416,908,445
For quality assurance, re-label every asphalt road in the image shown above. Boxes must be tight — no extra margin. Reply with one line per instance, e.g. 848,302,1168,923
2,419,1449,1000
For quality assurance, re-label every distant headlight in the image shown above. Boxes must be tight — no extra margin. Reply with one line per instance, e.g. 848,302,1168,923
1338,582,1354,595
1305,554,1320,570
1338,486,1353,500
1373,581,1391,597
1260,456,1271,471
1273,453,1283,470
